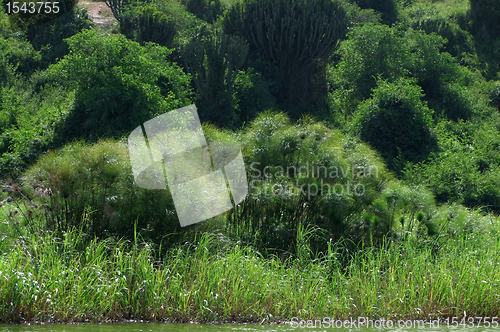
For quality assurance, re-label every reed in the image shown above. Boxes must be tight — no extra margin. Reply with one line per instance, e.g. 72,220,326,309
0,212,499,323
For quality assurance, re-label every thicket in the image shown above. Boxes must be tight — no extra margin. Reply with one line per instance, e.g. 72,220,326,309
0,0,500,269
5,112,467,258
46,29,192,140
1,0,500,322
350,78,438,172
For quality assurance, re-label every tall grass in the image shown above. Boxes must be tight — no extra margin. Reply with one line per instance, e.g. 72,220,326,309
0,216,499,323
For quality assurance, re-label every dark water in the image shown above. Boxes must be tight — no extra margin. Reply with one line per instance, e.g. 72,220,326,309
0,322,497,332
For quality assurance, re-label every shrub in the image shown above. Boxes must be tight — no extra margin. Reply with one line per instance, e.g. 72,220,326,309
21,140,188,245
0,82,73,178
47,30,192,141
329,23,484,122
24,7,94,68
403,120,500,214
331,24,452,102
351,0,399,24
181,0,225,23
233,68,278,126
154,0,206,48
350,78,438,173
0,35,41,77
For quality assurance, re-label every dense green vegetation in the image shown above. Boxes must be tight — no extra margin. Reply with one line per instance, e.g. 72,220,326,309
1,0,500,323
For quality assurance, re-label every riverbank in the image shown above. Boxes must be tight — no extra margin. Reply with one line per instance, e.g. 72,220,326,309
1,225,499,324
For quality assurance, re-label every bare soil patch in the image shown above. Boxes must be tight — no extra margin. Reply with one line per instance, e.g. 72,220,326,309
77,1,116,27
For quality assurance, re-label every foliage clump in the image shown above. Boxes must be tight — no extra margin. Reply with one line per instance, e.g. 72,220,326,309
47,29,192,140
21,140,185,245
351,78,438,173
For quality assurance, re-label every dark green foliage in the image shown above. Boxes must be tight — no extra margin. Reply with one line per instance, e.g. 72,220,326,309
404,120,500,213
0,82,72,178
351,78,438,173
24,7,94,68
351,0,398,24
487,81,500,110
411,17,476,64
329,23,484,124
181,0,225,23
224,0,349,116
0,35,41,77
469,0,500,38
121,5,176,47
47,30,192,141
153,0,206,48
233,68,277,126
182,28,248,127
332,24,452,102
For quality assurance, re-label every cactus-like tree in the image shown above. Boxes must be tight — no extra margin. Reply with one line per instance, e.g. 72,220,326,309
137,10,175,46
104,0,131,24
182,28,249,126
119,5,176,47
224,0,348,114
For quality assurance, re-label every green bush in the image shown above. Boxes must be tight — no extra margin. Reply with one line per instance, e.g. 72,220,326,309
181,0,225,23
403,120,500,213
331,24,452,102
329,23,486,123
350,78,438,173
153,0,206,48
233,68,278,126
182,27,248,127
411,17,476,64
24,7,94,68
0,35,41,77
0,82,73,178
47,29,192,141
21,140,188,245
351,0,399,24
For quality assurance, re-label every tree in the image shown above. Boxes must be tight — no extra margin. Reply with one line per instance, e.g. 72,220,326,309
121,5,176,47
104,0,131,24
351,78,438,173
224,0,349,116
47,30,192,141
182,28,248,126
469,0,500,38
351,0,398,24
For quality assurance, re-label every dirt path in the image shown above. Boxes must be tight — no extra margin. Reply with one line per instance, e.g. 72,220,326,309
77,1,115,27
